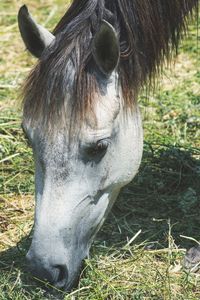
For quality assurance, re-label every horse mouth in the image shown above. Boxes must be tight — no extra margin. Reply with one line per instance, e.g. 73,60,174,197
26,256,86,292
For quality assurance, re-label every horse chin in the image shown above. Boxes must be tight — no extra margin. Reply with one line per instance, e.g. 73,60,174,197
63,272,81,291
55,259,86,292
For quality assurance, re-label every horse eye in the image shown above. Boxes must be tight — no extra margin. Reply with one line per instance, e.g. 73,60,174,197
96,140,109,152
86,140,109,159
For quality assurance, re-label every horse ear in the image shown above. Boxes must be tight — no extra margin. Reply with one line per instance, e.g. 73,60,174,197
92,20,120,75
18,5,55,58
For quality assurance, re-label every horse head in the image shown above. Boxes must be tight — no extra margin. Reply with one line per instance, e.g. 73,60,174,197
18,5,143,290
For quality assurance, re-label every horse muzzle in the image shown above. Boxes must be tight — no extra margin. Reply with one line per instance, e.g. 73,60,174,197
26,248,81,290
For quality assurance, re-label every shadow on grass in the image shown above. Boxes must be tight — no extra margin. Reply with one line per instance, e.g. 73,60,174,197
0,143,199,298
0,236,67,299
97,143,200,251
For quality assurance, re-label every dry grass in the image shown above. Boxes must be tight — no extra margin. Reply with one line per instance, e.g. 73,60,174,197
0,1,200,299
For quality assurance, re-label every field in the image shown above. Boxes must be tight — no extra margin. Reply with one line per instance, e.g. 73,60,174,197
0,1,200,299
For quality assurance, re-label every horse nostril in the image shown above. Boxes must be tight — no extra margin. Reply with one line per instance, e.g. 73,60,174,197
54,264,68,288
25,251,68,289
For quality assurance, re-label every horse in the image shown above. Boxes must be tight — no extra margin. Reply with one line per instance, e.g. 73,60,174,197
18,0,198,291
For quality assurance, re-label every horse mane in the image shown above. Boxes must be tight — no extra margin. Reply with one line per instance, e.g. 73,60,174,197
22,0,198,130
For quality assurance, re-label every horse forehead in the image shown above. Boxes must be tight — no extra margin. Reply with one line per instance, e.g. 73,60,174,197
47,101,119,153
85,78,120,131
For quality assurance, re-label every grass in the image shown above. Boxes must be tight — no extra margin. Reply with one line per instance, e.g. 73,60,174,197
0,0,200,299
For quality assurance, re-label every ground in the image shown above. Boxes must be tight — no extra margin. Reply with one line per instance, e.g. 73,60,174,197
0,1,200,299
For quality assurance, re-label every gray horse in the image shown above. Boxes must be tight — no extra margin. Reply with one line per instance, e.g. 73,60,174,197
18,0,198,291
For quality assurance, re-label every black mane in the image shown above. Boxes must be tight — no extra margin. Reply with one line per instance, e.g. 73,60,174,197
22,0,198,129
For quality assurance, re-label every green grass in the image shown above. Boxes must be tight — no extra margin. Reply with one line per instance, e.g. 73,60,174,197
0,1,200,299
